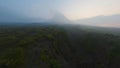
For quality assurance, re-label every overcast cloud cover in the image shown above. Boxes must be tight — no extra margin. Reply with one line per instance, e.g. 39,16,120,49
0,0,120,27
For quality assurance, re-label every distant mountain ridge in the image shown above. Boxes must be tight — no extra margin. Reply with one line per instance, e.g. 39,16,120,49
0,7,120,28
0,7,70,23
48,12,70,23
76,14,120,27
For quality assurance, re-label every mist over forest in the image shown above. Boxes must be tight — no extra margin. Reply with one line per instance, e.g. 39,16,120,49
0,0,120,68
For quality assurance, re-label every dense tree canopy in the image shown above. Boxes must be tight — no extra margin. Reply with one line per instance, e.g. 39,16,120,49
0,25,120,68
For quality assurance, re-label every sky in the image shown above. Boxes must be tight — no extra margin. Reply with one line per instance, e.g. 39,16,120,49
0,0,120,20
0,0,120,27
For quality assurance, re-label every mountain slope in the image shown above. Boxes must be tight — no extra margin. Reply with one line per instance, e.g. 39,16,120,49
48,12,70,23
76,14,120,27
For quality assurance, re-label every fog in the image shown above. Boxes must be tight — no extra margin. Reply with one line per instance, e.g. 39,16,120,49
0,0,120,27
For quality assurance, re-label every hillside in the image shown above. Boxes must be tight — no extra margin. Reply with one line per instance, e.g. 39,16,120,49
76,14,120,27
0,24,120,68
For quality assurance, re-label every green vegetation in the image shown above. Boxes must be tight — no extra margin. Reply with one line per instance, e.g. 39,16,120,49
0,47,25,68
0,25,120,68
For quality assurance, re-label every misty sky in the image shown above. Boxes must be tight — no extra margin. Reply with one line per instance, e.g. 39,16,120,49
0,0,120,20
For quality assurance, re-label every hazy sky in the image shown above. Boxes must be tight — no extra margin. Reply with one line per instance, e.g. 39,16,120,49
0,0,120,20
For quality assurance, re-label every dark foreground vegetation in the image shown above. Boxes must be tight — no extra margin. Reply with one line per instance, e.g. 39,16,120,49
0,24,120,68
